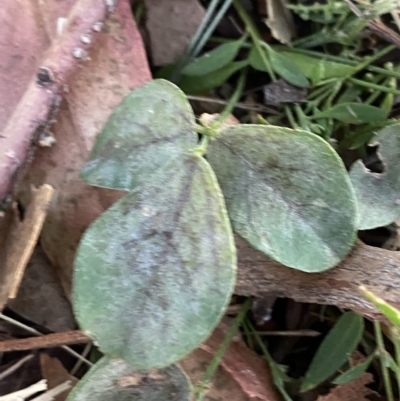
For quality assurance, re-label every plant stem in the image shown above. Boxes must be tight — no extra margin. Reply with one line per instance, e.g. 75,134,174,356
277,46,400,78
374,320,394,401
195,298,252,401
284,106,298,129
391,327,400,398
349,45,396,76
233,0,276,79
192,135,209,157
212,68,247,127
348,77,400,96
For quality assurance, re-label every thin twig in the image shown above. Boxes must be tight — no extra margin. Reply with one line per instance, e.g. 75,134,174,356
6,184,54,300
0,330,91,352
0,354,34,381
187,95,277,114
0,313,92,367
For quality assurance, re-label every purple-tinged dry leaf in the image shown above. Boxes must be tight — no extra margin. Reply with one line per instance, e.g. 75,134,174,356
15,0,151,297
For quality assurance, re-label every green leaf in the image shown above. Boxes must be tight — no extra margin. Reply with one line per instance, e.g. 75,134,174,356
249,46,309,88
301,312,364,392
312,103,387,124
73,155,236,370
207,125,357,272
360,286,400,328
182,39,244,76
248,46,265,71
80,79,197,191
279,51,355,85
179,60,248,94
350,124,400,229
332,352,375,385
66,356,191,401
267,47,310,88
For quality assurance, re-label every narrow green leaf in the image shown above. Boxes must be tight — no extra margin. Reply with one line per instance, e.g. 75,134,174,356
74,155,236,370
207,125,358,272
332,352,375,385
66,357,191,401
80,79,197,191
279,51,355,84
267,47,310,88
360,286,400,328
179,60,248,94
182,39,244,76
248,46,266,71
249,46,309,88
350,124,400,229
312,103,387,124
301,312,364,392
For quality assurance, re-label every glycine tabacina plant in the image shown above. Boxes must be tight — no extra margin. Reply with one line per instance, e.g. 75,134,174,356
68,79,400,400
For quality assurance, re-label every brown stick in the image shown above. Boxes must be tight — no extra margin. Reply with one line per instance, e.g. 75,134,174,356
0,0,119,201
7,185,54,299
0,331,91,352
234,237,400,322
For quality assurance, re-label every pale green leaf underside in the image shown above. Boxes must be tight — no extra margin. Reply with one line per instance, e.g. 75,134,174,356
350,124,400,229
66,357,191,401
80,79,197,191
301,312,364,392
207,125,357,272
73,155,236,369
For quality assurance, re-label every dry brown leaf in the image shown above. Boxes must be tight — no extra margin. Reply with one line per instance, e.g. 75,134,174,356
202,325,282,401
0,0,116,200
40,353,78,401
145,0,205,66
13,0,151,297
264,0,296,45
180,324,282,401
181,347,252,401
317,372,374,401
0,184,54,309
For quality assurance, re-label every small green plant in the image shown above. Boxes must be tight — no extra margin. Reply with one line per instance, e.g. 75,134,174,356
67,79,400,399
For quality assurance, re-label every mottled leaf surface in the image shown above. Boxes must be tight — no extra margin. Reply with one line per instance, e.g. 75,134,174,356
350,124,400,229
74,155,236,369
66,357,191,401
207,125,357,272
80,79,197,191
